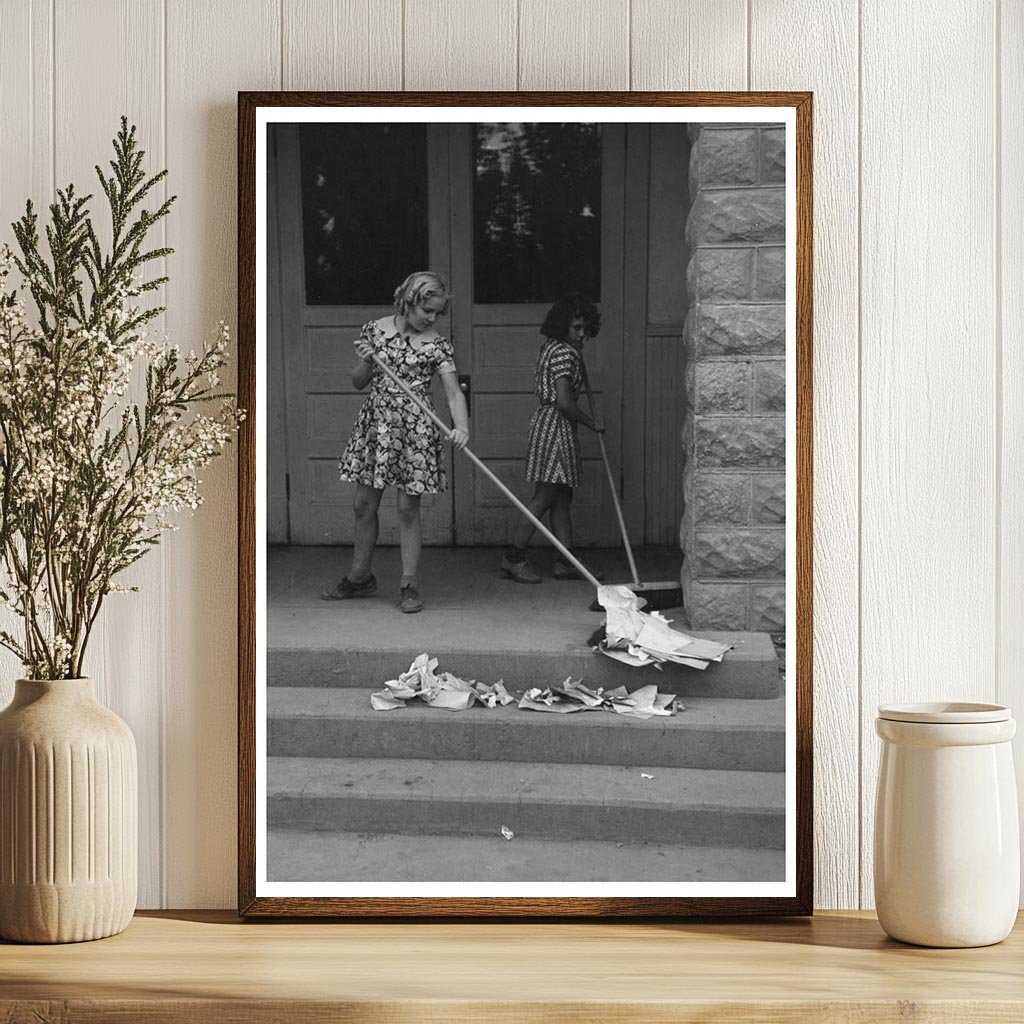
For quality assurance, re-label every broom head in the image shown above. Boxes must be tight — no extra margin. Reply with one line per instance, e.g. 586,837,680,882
589,580,683,613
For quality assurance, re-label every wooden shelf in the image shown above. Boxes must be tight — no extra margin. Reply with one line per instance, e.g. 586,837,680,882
2,910,1023,1021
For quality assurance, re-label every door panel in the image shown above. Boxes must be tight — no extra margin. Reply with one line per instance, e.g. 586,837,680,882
272,120,639,547
450,124,626,546
274,123,454,544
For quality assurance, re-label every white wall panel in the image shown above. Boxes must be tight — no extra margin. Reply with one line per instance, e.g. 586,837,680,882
164,0,280,908
1000,0,1024,900
53,0,167,909
0,0,1018,911
0,0,51,220
405,0,516,90
519,0,628,89
751,0,860,910
0,2,52,698
859,0,998,907
283,0,402,90
632,0,746,90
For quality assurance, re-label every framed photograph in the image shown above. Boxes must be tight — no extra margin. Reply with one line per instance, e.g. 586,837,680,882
238,91,812,916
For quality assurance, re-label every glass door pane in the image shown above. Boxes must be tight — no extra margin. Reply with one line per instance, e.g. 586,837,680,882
299,124,429,306
472,123,602,303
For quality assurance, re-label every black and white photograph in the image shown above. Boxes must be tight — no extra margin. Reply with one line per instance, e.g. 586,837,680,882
242,96,810,913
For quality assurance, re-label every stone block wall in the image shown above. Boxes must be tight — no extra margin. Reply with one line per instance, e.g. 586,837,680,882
682,124,786,631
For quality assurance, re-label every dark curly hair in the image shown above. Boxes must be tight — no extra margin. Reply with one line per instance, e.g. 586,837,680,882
539,293,601,341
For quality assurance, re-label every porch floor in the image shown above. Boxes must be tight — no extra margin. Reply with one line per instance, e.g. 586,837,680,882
268,545,780,698
269,543,683,647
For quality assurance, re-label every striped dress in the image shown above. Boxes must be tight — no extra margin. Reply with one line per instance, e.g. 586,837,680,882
525,338,583,487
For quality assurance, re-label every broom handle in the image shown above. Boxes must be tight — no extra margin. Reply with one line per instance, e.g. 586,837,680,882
580,359,641,587
368,352,602,590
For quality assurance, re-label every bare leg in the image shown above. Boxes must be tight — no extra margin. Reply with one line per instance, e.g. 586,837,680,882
349,484,383,579
396,489,422,583
549,485,574,554
513,482,561,551
548,485,602,580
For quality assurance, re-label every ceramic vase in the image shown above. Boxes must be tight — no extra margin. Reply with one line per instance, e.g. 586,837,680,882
874,701,1019,948
0,678,137,942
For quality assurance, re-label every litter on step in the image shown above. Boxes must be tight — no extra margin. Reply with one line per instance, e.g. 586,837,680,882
370,654,514,712
593,584,734,669
369,653,684,718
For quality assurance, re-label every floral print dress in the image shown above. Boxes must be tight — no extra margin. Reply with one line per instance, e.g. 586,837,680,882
338,318,457,495
524,338,584,487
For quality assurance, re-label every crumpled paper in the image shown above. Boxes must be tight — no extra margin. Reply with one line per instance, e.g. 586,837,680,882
518,678,682,718
370,653,515,712
595,585,734,670
370,656,684,716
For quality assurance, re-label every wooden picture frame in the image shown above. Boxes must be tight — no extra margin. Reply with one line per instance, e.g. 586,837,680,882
238,91,813,917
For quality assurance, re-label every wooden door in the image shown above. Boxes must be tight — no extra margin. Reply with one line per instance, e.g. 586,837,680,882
449,123,627,547
273,123,456,545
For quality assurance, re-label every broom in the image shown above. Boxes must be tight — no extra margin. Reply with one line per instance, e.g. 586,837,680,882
579,358,683,612
368,352,604,590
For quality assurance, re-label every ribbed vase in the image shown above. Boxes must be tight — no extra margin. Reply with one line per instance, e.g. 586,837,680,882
0,678,137,943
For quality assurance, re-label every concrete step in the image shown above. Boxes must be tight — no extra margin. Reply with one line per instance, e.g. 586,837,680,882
268,630,782,700
268,827,786,883
270,546,782,699
268,689,786,772
268,756,785,849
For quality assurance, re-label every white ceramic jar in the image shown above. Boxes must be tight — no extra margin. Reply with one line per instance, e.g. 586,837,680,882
874,702,1019,947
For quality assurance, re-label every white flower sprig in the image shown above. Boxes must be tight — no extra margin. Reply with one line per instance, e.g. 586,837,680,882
0,118,242,679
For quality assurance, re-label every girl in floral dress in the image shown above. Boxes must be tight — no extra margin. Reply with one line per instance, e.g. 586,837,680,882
324,271,469,613
500,294,605,584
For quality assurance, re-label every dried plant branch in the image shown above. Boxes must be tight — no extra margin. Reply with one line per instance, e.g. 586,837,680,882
0,117,242,679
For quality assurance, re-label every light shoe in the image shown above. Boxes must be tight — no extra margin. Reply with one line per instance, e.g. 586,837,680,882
399,584,424,613
500,555,542,584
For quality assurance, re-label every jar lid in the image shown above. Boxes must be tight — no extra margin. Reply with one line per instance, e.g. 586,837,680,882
877,701,1011,724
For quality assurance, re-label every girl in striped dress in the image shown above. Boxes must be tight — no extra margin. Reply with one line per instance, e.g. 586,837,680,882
500,295,605,583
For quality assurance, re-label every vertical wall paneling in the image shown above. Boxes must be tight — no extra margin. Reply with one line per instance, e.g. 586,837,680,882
404,0,516,90
0,0,52,221
0,1,54,698
0,0,1018,912
999,0,1024,898
622,124,649,542
164,0,280,907
53,0,166,908
518,0,629,90
282,0,402,90
860,0,998,908
631,0,747,90
750,0,860,910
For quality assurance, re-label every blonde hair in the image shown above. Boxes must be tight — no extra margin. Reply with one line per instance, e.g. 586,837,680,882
393,271,451,317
